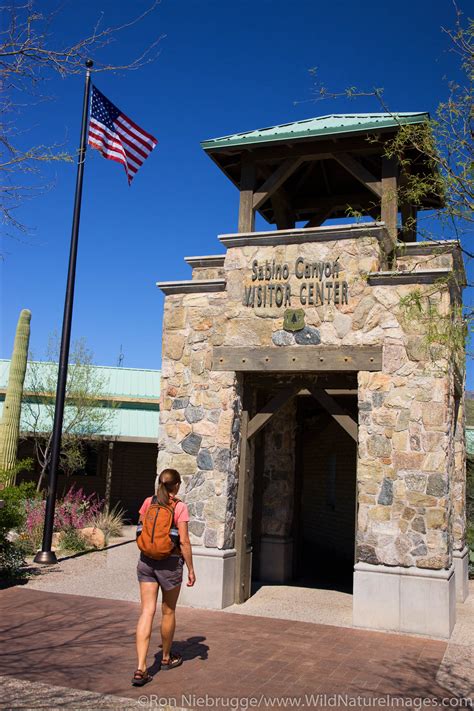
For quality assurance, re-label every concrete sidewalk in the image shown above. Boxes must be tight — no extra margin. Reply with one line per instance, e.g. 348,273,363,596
0,586,472,710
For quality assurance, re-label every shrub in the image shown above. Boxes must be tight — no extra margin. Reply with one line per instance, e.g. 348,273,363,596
467,457,474,578
0,539,28,583
59,528,88,552
23,485,104,553
0,467,37,580
89,504,125,539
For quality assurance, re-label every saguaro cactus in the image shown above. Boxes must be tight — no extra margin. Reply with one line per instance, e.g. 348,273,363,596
0,309,31,487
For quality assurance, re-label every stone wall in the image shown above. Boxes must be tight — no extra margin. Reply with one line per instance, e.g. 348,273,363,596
260,398,297,538
157,226,465,573
157,291,242,549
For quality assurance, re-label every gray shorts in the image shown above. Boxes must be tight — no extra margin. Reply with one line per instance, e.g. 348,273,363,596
137,553,184,590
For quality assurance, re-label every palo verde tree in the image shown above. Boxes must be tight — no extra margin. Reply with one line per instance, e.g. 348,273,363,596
21,336,115,491
302,5,473,363
0,0,163,240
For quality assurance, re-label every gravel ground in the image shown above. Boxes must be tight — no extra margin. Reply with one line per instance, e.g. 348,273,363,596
436,581,474,697
0,675,143,710
224,583,353,627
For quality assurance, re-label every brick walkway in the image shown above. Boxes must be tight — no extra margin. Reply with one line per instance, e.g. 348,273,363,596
0,587,469,710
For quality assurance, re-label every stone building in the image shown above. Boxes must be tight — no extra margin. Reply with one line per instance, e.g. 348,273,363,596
156,113,469,638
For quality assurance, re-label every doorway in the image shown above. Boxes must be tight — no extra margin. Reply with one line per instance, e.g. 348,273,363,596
247,375,358,597
293,393,357,593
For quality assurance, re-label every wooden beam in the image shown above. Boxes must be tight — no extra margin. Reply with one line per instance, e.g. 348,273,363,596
234,410,250,603
213,346,383,372
247,386,300,440
332,152,382,198
294,193,374,213
271,194,294,230
381,155,399,244
320,160,331,194
400,203,417,242
307,387,358,442
238,157,256,233
304,208,333,228
253,158,302,210
211,136,386,163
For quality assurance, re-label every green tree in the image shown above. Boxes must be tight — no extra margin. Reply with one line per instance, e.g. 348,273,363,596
22,336,115,491
302,6,472,360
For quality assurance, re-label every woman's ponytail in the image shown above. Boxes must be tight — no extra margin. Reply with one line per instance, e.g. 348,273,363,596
156,468,181,505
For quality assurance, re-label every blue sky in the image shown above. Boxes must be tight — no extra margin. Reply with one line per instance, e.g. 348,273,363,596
1,0,472,384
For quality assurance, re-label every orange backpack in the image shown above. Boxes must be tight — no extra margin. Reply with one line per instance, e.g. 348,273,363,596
137,496,177,560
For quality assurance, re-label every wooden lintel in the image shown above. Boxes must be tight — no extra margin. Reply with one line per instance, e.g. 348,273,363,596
253,158,302,210
213,346,382,372
308,387,358,442
247,385,300,440
332,152,382,198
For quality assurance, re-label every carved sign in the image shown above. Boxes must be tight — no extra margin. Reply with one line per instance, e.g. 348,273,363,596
243,258,349,309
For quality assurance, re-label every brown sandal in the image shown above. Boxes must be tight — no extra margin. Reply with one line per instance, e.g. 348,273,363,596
161,653,183,671
131,668,152,686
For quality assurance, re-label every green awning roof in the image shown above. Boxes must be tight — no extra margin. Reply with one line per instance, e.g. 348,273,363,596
0,359,161,441
201,113,429,151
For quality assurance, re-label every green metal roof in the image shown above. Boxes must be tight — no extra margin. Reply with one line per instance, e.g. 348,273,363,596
201,112,429,151
0,360,161,400
0,402,159,441
0,359,161,441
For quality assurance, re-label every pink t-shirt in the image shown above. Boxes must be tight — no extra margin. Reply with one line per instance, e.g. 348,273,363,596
139,496,190,527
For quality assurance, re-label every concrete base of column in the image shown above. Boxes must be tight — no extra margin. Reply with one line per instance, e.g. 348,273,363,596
453,547,470,602
259,536,293,583
178,546,236,609
353,562,456,638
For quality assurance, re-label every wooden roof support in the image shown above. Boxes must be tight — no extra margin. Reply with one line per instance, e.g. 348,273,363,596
271,193,295,230
238,156,256,233
332,152,382,198
304,208,333,228
246,384,301,440
307,386,358,442
400,203,417,242
381,156,399,244
253,157,302,210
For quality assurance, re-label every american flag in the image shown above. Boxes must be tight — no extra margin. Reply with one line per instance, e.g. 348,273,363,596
88,85,157,184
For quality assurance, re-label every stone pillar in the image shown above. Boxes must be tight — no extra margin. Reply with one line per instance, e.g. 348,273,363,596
353,354,457,637
258,398,296,582
156,291,242,608
451,380,469,601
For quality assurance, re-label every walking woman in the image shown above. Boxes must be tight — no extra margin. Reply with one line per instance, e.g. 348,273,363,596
132,468,196,686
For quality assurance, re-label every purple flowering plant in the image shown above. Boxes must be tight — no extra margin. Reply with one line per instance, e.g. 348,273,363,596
24,486,104,551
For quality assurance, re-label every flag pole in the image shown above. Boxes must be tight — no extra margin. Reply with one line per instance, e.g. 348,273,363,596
34,59,94,564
